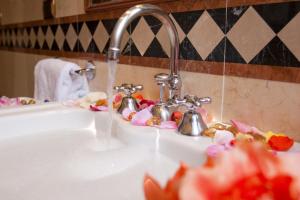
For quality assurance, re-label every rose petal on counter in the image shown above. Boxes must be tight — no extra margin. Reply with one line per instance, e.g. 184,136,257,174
131,107,153,126
231,119,264,135
206,144,226,158
214,130,235,147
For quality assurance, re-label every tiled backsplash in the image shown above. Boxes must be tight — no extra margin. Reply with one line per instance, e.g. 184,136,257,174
0,1,299,77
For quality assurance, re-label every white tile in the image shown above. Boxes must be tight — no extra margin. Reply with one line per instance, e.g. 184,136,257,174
93,21,109,53
278,12,300,62
227,6,275,63
187,11,224,60
131,17,155,56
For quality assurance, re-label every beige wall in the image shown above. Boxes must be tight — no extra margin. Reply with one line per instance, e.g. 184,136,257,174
0,0,300,140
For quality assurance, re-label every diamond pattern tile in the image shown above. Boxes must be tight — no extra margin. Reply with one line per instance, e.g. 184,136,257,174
22,29,29,48
86,20,99,35
254,1,300,33
278,12,300,62
65,24,78,50
29,27,36,49
15,29,21,47
93,20,110,53
144,15,162,35
45,26,54,49
156,25,171,57
37,27,45,49
1,1,299,70
227,6,275,63
188,11,224,60
250,36,299,67
171,10,203,34
131,17,155,56
169,14,185,43
78,23,92,52
54,25,65,50
11,29,16,47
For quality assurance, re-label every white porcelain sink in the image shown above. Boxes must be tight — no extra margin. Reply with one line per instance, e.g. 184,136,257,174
0,103,212,200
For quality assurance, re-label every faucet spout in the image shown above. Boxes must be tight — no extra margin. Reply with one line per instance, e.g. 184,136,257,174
108,4,180,77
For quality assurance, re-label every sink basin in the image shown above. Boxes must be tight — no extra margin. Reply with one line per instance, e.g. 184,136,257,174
0,103,212,200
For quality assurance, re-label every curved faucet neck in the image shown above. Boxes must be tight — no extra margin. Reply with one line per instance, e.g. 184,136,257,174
107,4,180,77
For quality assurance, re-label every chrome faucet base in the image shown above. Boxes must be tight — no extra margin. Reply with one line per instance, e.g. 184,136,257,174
117,96,139,114
177,110,207,136
151,103,171,122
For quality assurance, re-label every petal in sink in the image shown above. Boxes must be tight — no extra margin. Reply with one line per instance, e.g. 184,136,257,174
214,130,234,146
131,107,153,126
122,108,134,120
90,105,108,111
155,121,177,129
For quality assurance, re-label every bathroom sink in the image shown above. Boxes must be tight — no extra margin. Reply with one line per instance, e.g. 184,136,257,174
0,103,212,200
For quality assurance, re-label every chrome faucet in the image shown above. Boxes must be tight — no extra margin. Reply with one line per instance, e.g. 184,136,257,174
107,4,181,99
107,4,211,136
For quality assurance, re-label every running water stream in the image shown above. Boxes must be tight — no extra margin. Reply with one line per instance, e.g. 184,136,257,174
105,60,118,147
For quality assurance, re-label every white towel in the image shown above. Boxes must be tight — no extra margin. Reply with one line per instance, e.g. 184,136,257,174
34,58,89,102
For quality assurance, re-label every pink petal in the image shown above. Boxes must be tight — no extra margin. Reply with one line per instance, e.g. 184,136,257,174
122,108,133,120
90,105,108,112
206,144,226,158
114,93,123,104
214,130,234,146
231,119,263,135
155,121,177,129
131,107,153,126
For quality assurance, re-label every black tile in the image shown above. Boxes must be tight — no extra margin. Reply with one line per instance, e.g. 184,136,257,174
144,15,162,35
34,41,40,49
207,38,246,63
86,39,100,53
250,36,300,67
13,28,18,35
102,19,118,34
15,40,20,48
33,26,39,35
60,23,70,35
179,37,202,60
126,17,141,34
171,10,203,34
63,40,71,51
42,41,49,50
26,27,31,35
51,40,59,51
21,40,27,48
19,28,24,35
9,40,13,48
254,1,300,33
27,40,32,48
72,22,84,35
41,25,48,35
73,39,84,52
225,38,246,64
208,6,248,34
50,24,58,35
121,38,141,56
86,20,99,35
144,37,168,58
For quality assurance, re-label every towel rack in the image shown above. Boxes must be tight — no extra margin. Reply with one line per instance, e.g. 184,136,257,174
73,60,96,81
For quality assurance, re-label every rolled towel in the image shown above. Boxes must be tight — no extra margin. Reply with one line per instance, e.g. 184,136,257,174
34,58,89,102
